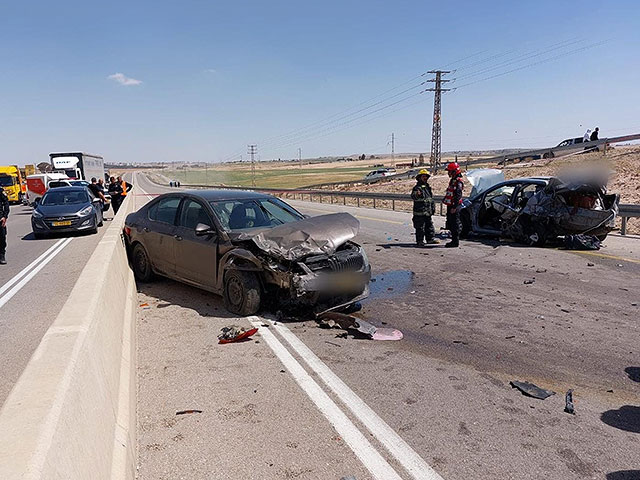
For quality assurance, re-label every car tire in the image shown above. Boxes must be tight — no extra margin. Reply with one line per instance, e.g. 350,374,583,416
223,270,261,316
542,151,555,159
90,216,99,234
132,243,154,282
460,210,472,239
526,222,547,247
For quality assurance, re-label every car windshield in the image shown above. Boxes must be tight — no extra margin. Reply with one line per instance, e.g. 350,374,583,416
41,190,89,206
210,198,303,231
0,176,14,187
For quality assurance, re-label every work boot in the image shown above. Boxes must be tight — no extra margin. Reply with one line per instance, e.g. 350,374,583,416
426,238,440,245
444,241,459,248
0,254,6,265
416,241,426,247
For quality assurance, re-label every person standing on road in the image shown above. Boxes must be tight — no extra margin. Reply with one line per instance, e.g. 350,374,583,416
590,127,599,141
411,169,438,247
108,176,123,214
88,177,107,203
583,129,592,143
0,186,9,264
443,162,464,249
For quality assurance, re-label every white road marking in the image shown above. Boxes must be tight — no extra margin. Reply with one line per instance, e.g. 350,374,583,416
270,320,444,480
250,319,404,480
0,239,65,297
0,238,73,310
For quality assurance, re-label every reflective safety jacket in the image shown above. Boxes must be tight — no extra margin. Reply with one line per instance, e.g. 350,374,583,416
120,181,128,196
443,176,464,206
411,182,435,216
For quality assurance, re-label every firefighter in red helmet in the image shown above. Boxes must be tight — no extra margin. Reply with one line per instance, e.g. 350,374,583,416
442,162,464,248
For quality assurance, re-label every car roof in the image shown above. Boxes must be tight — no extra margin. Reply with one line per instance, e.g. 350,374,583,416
177,189,273,201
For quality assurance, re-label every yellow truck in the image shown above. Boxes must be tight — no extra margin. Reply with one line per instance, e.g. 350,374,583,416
0,165,26,204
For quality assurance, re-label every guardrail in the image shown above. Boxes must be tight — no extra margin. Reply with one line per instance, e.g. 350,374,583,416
176,183,640,235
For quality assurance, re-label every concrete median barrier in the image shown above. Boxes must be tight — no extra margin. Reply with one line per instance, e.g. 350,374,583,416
0,196,137,480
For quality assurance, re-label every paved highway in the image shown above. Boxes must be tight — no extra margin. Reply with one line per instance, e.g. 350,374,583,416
0,199,114,403
133,173,640,479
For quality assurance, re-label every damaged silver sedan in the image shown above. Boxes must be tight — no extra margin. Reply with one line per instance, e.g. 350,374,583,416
123,190,370,315
460,176,620,246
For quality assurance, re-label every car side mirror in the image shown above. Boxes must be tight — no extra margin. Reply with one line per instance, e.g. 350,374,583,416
92,197,101,203
195,223,215,236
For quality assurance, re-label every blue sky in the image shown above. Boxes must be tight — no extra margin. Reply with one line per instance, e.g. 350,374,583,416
1,0,639,165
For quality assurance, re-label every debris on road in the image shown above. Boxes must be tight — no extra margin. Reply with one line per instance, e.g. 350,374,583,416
218,325,258,344
372,328,403,341
317,312,377,338
564,234,601,251
524,279,535,285
510,380,555,399
587,262,595,266
176,409,203,415
564,389,575,414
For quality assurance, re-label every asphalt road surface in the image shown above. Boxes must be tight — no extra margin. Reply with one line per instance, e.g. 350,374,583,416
0,198,114,404
133,173,640,480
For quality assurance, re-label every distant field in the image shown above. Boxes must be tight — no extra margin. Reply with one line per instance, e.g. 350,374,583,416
157,165,378,188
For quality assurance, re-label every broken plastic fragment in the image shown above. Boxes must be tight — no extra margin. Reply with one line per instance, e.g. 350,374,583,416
564,389,575,414
372,328,403,341
510,380,555,399
176,409,203,415
218,325,258,344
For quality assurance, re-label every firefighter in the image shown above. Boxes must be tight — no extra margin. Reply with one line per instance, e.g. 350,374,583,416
0,186,9,264
443,162,464,248
411,169,438,246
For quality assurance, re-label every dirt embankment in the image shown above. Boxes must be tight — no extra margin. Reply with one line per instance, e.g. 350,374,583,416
323,146,640,234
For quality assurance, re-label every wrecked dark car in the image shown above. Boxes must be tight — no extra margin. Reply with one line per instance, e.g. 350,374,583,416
123,190,370,315
460,176,619,246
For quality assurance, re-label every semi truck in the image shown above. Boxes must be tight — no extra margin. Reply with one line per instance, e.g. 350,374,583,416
50,152,105,182
0,165,26,203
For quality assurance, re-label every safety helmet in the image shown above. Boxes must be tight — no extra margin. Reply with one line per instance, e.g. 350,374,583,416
446,162,460,172
416,168,430,179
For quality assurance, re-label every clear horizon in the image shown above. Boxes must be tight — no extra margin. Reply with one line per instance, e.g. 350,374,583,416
1,0,639,165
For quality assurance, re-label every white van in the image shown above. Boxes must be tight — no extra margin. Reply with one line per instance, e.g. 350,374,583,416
25,173,69,205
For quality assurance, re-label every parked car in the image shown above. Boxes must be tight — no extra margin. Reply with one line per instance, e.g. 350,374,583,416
48,179,111,211
364,168,396,181
31,186,104,238
123,190,371,316
459,176,619,246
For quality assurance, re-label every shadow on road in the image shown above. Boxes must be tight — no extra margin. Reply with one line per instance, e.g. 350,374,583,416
625,366,640,382
136,276,236,320
601,405,640,434
606,471,640,480
20,230,98,241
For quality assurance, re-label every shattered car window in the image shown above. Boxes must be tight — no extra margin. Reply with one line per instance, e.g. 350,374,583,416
210,198,303,231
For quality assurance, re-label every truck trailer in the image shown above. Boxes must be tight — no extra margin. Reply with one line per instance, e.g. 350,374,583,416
50,152,105,182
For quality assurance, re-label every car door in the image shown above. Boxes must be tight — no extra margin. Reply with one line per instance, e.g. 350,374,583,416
144,196,181,276
173,197,218,290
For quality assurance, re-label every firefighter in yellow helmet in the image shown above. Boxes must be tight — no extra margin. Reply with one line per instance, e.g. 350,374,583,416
410,169,438,246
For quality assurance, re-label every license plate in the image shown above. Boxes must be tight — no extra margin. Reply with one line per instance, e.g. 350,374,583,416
52,220,72,226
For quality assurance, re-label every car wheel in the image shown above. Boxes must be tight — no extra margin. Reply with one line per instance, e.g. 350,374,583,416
223,270,261,316
90,215,99,234
132,243,154,282
525,222,547,247
542,151,555,159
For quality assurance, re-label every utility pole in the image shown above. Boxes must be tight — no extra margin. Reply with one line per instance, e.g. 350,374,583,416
425,70,451,173
248,144,257,187
391,132,395,166
298,147,302,168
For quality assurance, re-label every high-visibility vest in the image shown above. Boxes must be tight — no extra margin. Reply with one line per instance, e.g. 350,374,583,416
121,181,127,196
443,178,464,206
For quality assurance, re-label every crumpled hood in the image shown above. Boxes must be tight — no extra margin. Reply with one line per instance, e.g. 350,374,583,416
250,213,360,261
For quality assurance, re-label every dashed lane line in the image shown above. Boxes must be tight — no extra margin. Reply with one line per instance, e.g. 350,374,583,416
250,319,404,480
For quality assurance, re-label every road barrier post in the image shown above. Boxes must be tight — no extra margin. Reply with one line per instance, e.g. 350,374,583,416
622,216,627,235
392,199,396,211
373,198,376,209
